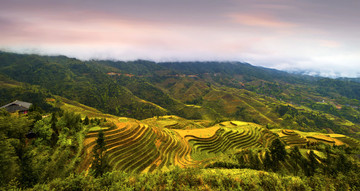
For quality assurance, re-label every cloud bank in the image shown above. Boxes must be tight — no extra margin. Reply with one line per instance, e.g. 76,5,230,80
0,0,359,77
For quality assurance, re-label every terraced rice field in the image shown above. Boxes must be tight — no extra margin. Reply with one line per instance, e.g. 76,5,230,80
81,119,196,173
280,130,308,147
187,122,275,154
260,129,278,147
81,118,356,175
306,135,336,145
142,115,204,130
334,136,360,147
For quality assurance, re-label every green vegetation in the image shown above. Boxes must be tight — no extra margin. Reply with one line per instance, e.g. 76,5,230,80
269,138,287,170
0,52,359,190
91,131,110,177
27,167,360,191
0,108,85,189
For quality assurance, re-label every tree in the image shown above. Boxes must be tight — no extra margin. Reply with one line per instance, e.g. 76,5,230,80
0,115,33,187
20,148,39,187
249,150,262,170
83,116,89,125
0,133,20,186
91,131,110,177
263,150,272,171
50,112,59,147
50,113,58,133
28,111,42,125
269,138,287,171
322,146,334,175
62,111,82,133
235,152,247,168
307,150,318,176
0,108,10,116
336,153,352,173
29,104,43,113
289,146,302,176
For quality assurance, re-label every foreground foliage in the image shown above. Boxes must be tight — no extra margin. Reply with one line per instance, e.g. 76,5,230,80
18,168,359,191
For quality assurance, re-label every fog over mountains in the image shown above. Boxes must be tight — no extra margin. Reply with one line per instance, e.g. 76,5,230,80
1,48,359,79
286,69,360,79
1,0,360,78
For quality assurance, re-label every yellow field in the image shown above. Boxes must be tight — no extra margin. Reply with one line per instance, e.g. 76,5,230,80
174,126,221,140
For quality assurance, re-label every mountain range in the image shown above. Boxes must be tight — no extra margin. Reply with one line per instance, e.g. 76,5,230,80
1,51,359,138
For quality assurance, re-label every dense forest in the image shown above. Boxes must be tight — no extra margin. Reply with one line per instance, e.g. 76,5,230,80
1,51,359,190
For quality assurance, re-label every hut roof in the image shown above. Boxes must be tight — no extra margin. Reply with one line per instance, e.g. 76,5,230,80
0,100,32,112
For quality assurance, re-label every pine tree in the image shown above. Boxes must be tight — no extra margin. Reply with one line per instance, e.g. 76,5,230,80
323,146,334,175
91,131,110,177
50,112,59,147
236,152,246,168
289,146,302,176
308,150,318,176
269,138,287,171
0,134,20,186
249,150,262,170
83,116,89,125
50,112,58,134
336,153,352,173
263,150,272,171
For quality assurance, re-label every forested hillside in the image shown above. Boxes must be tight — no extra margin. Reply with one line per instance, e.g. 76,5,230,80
1,51,359,137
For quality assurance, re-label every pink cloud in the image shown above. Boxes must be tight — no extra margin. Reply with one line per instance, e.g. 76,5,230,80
318,40,341,48
228,13,296,28
0,10,172,47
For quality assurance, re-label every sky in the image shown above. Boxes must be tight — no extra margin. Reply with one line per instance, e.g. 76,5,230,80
1,0,359,77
